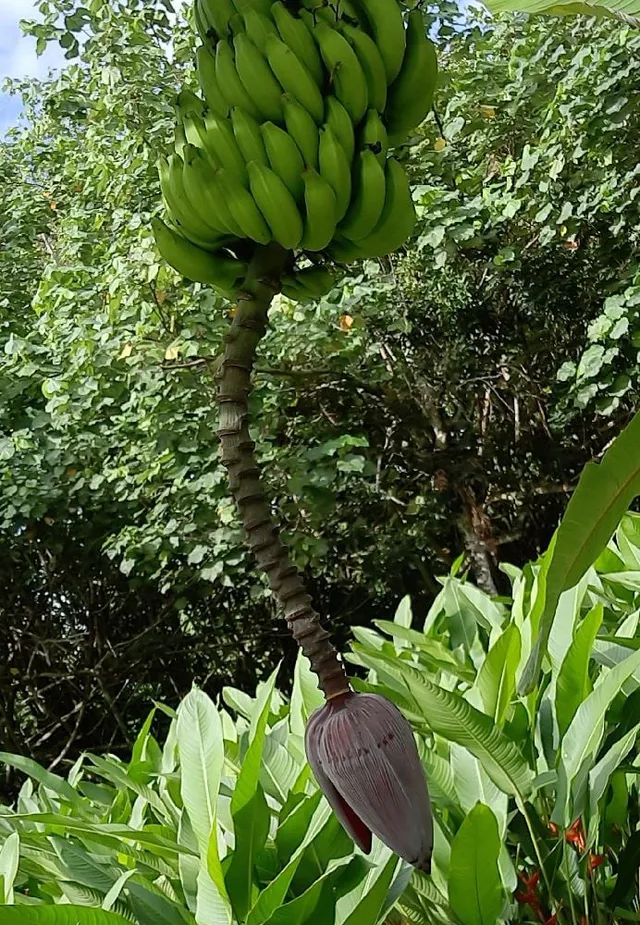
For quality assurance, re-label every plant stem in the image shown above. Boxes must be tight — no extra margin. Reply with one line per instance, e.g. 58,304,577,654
216,243,351,702
517,797,563,922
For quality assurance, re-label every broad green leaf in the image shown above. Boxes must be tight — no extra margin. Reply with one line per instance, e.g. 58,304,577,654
0,753,85,808
103,870,137,912
0,813,189,855
196,865,232,925
416,738,459,811
130,708,158,768
0,909,131,925
127,880,188,925
368,656,534,797
225,786,270,920
556,604,603,738
245,852,303,925
589,721,640,816
225,670,277,921
222,686,255,721
476,624,521,725
449,804,502,925
0,832,19,903
484,0,640,29
289,649,324,737
561,648,640,789
265,862,348,925
275,790,323,865
450,745,507,834
176,687,225,858
342,854,398,925
52,836,118,892
372,622,476,681
291,812,353,895
610,830,640,910
392,596,412,651
260,733,301,804
85,754,172,822
521,410,640,692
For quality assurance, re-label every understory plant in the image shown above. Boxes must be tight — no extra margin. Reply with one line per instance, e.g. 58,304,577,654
1,512,640,923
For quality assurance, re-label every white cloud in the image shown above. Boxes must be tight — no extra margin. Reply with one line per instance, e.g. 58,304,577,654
0,0,64,133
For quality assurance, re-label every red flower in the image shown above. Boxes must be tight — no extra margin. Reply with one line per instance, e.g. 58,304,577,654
566,818,586,853
548,821,559,836
305,692,433,871
515,869,542,916
587,853,604,875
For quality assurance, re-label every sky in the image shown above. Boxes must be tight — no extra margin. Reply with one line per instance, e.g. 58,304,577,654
0,0,64,135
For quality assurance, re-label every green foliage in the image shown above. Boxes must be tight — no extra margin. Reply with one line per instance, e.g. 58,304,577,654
0,652,403,925
349,514,640,924
2,515,640,922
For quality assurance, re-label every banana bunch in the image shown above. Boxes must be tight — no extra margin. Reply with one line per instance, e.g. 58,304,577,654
153,0,438,296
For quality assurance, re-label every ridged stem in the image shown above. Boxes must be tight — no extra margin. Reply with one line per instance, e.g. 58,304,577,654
216,242,351,701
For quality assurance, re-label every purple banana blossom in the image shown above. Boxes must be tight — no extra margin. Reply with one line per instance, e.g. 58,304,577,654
305,691,433,872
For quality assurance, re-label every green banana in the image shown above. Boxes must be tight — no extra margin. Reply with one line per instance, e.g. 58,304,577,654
318,124,351,221
231,0,273,15
193,0,213,45
265,34,325,125
282,93,319,168
181,146,245,237
281,277,314,303
271,1,323,86
350,0,406,83
339,148,386,241
215,39,261,118
288,264,337,298
183,113,211,154
300,167,337,251
242,8,277,51
338,21,387,114
200,0,236,37
158,154,228,248
299,0,363,25
234,34,285,123
324,96,355,164
175,87,206,122
196,46,230,118
359,108,388,163
328,235,366,263
351,157,416,257
231,107,268,167
152,217,246,290
228,12,246,35
217,167,272,244
386,10,438,145
202,111,249,186
247,160,303,249
261,121,305,201
181,144,232,236
310,21,368,124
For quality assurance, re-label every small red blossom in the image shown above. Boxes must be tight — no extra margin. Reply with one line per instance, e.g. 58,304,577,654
587,853,605,875
548,821,559,836
566,818,586,853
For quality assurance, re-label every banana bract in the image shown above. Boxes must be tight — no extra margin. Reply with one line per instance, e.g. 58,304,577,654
155,0,439,296
305,691,433,871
